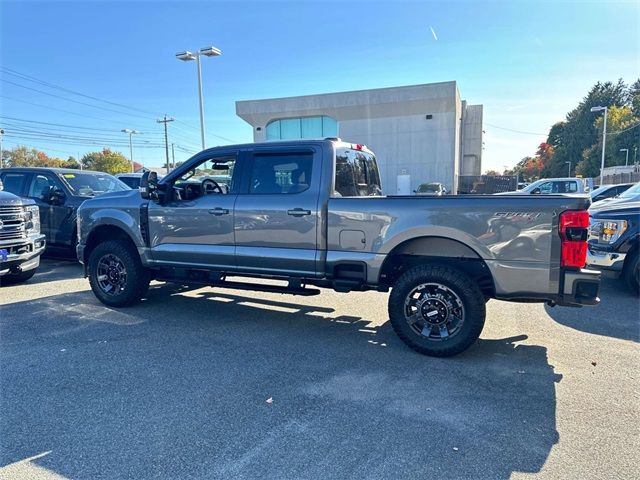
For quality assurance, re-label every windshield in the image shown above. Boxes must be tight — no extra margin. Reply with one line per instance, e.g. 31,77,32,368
177,158,234,190
417,183,440,193
60,171,128,196
590,185,610,198
619,182,640,199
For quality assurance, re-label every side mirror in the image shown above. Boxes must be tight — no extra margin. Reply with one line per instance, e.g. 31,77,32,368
50,187,66,205
413,189,417,193
531,188,541,195
140,171,158,200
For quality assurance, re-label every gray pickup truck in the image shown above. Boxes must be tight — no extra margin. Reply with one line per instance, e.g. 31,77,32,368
0,188,46,284
77,139,600,356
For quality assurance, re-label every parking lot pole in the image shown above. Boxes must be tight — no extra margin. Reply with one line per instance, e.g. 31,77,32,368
0,128,3,168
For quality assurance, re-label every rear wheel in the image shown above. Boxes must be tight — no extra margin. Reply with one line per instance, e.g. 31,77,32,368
623,251,639,295
88,239,150,307
388,264,486,357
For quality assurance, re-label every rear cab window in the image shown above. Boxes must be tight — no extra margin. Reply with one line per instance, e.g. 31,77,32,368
333,146,382,197
0,172,28,195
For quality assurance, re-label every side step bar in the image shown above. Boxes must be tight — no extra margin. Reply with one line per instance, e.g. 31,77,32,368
210,279,321,296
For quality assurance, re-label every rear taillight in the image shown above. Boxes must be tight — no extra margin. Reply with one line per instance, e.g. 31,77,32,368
559,210,589,268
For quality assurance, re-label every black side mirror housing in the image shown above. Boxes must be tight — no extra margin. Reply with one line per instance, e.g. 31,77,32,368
531,188,541,195
140,171,159,200
50,187,66,205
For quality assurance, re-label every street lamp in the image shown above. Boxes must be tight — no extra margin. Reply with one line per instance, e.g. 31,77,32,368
620,148,629,167
176,45,222,150
590,106,608,186
565,161,571,177
121,128,139,173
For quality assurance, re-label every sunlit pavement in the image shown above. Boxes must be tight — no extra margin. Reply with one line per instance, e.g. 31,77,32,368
1,259,638,480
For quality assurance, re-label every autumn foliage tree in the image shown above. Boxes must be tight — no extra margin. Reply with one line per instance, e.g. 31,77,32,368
81,148,131,174
3,146,80,169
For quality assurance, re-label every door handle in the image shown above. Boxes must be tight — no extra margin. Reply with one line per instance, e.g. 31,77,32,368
208,208,229,216
287,208,311,217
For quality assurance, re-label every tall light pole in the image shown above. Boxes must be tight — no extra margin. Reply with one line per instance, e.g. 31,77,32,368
590,106,608,186
620,148,629,167
176,46,222,150
121,129,139,172
565,161,571,177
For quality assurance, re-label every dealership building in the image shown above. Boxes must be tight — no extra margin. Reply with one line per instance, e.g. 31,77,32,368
236,81,483,194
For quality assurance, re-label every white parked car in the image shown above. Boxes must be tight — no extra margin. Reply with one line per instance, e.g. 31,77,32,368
496,177,590,195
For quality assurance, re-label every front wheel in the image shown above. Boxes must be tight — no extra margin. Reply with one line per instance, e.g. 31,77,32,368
1,268,37,286
88,239,150,307
623,251,639,295
388,264,486,357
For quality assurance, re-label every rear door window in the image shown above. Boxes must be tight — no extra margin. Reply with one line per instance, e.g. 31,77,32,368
0,172,28,195
248,152,313,194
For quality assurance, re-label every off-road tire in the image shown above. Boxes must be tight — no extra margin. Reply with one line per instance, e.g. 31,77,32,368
1,268,37,286
88,239,150,307
623,250,639,295
388,264,486,357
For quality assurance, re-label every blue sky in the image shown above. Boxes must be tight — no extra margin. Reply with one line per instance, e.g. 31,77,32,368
1,0,638,171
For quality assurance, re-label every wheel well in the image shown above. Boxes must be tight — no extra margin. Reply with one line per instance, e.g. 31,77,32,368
83,225,135,264
379,237,496,297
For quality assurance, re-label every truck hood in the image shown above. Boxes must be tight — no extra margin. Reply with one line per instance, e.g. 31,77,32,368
589,200,640,217
0,190,35,206
77,188,140,210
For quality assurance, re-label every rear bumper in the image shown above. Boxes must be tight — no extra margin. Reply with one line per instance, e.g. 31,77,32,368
0,234,46,276
556,268,601,307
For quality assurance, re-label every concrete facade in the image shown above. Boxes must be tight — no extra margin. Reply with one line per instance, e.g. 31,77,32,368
236,82,482,194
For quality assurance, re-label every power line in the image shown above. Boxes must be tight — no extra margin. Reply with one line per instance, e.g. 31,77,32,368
1,67,163,118
608,121,640,136
1,78,156,121
485,123,547,136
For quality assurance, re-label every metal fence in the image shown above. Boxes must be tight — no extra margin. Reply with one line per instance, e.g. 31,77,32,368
602,172,640,185
458,175,518,194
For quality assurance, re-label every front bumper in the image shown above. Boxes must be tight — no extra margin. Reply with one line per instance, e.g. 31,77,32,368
587,248,626,272
0,234,46,276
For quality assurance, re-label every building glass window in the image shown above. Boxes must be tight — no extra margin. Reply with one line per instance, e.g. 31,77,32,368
266,116,337,140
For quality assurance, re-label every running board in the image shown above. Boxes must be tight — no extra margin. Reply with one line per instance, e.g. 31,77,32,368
211,279,321,296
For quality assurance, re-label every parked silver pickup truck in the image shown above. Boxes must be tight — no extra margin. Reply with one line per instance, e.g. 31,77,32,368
76,139,600,356
0,189,46,284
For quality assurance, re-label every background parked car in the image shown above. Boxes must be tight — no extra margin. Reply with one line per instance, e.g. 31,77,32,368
116,172,164,189
588,199,639,294
496,177,590,195
0,167,128,254
591,182,640,209
590,183,634,203
414,182,448,196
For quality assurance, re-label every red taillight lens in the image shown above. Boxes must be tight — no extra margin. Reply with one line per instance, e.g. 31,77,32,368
559,210,589,268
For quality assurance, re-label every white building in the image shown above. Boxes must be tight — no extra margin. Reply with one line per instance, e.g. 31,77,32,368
236,82,483,194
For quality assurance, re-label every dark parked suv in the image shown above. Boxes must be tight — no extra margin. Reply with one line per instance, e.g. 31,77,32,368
0,168,128,253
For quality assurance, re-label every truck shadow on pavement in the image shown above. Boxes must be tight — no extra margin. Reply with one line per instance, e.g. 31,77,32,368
544,276,639,342
1,284,561,479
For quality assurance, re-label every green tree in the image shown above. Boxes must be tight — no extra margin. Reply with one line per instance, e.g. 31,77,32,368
542,79,629,178
81,148,130,174
576,105,640,177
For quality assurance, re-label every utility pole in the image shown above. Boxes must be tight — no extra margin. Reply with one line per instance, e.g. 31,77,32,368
157,115,174,174
171,143,176,169
0,128,4,169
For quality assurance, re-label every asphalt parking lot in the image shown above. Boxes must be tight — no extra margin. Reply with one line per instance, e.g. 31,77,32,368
1,258,638,480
